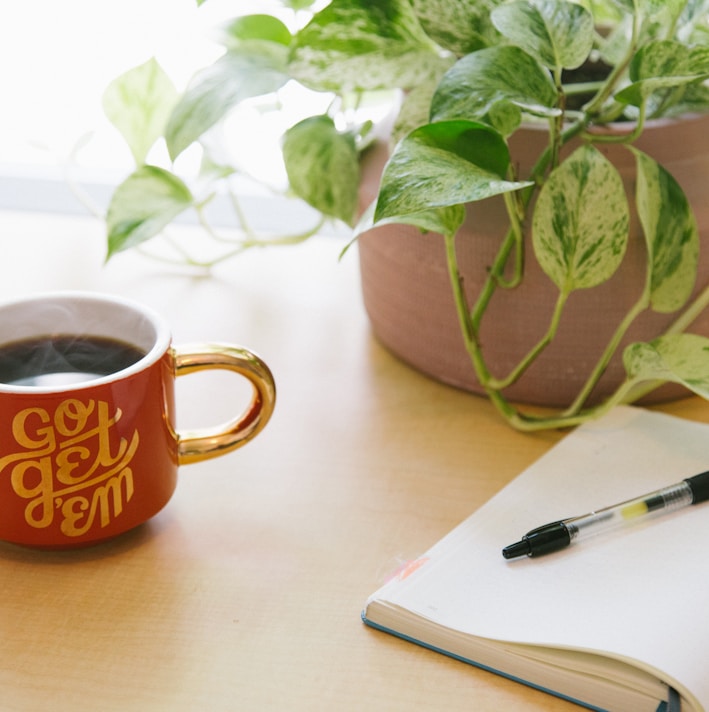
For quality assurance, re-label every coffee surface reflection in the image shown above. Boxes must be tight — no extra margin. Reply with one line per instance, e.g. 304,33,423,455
0,335,146,387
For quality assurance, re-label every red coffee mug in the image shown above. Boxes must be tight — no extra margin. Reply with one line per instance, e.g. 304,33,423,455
0,292,276,548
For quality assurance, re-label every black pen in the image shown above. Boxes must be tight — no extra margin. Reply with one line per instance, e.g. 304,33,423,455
502,470,709,559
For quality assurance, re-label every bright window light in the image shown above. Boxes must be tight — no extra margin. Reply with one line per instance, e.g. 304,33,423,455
0,1,297,191
0,0,369,239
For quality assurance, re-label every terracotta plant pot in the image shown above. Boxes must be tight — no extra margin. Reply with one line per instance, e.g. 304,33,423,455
357,113,709,407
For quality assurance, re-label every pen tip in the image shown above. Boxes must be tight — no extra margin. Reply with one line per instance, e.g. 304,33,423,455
502,540,530,559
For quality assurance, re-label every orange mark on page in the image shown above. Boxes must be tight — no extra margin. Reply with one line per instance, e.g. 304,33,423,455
388,557,430,583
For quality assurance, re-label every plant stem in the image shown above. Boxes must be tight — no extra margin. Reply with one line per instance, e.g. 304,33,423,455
597,376,649,412
470,228,518,332
444,233,479,351
227,190,258,241
549,66,566,172
563,81,605,96
531,117,588,180
615,279,709,401
489,289,569,390
196,201,326,249
495,191,525,289
136,232,215,271
445,230,609,432
470,119,586,351
235,218,328,249
582,103,647,145
583,10,641,119
567,218,709,411
444,232,522,424
563,293,649,416
135,202,327,271
665,281,709,335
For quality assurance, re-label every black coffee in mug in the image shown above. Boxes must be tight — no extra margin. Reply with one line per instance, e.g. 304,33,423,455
0,335,146,387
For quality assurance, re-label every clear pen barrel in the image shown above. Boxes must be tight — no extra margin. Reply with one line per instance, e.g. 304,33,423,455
564,481,694,542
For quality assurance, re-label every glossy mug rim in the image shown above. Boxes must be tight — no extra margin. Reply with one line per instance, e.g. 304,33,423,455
0,291,171,393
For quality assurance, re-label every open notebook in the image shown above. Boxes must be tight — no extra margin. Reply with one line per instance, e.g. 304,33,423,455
363,406,709,712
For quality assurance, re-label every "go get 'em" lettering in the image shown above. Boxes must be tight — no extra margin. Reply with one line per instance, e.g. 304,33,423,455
0,398,139,537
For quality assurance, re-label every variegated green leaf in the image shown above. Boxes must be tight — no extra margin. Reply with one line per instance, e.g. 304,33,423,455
631,148,699,313
491,0,594,71
102,58,178,166
612,0,694,34
596,13,632,67
624,334,709,398
166,49,289,160
283,0,318,9
639,0,687,22
532,145,629,293
358,200,466,239
391,59,455,145
288,0,445,92
607,0,634,12
485,102,524,138
631,40,709,79
217,14,292,50
106,166,193,257
616,41,709,107
430,46,559,134
677,0,709,41
282,115,360,225
392,81,440,146
657,82,709,118
374,121,532,222
409,0,502,54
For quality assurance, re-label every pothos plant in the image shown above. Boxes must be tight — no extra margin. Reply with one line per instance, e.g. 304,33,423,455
102,0,709,430
101,0,381,266
359,0,709,431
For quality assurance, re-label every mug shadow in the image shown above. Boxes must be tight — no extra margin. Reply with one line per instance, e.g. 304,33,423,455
0,518,162,564
0,508,214,710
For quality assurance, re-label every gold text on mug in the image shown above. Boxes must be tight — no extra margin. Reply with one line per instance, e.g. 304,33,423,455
0,398,139,537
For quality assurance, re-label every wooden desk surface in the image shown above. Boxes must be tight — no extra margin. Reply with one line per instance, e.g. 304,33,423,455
2,211,707,711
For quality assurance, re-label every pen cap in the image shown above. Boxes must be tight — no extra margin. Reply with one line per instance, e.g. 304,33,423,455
684,471,709,504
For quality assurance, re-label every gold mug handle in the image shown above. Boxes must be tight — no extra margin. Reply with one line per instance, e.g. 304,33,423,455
173,344,276,465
